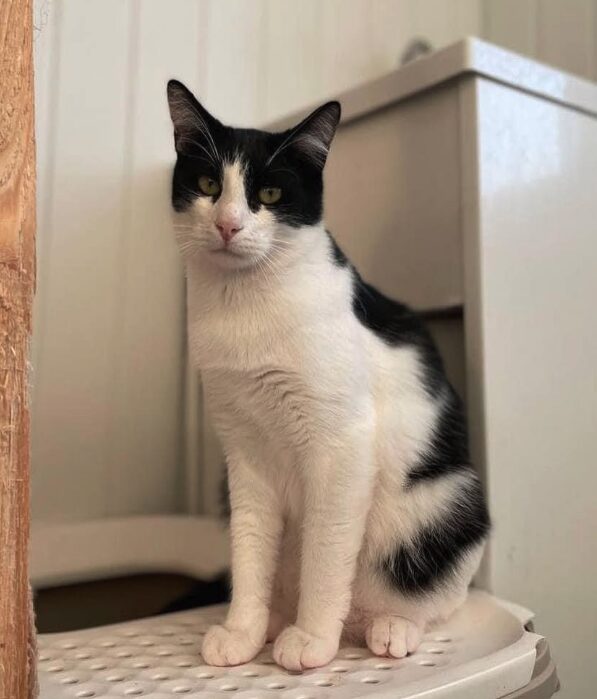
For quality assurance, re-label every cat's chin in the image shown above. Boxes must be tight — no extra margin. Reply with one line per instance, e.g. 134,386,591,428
205,247,266,271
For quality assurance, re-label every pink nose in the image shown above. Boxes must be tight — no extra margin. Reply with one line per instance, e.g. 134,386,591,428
216,219,243,243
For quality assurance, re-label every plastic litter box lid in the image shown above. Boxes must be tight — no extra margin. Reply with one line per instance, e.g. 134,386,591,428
38,590,543,699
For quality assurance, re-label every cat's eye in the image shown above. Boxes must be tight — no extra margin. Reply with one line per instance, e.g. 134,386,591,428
258,187,282,205
198,175,221,196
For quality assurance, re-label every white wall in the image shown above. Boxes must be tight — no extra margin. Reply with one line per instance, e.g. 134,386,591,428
32,0,199,520
483,0,597,82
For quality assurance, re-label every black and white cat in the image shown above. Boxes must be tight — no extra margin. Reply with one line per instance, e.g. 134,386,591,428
167,80,490,672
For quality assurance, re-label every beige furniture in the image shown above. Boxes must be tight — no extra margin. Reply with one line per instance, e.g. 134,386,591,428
38,590,558,699
273,37,597,698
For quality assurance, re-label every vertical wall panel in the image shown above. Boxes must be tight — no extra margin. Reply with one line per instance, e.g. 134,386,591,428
404,0,480,50
483,0,597,82
107,0,202,516
32,0,59,411
204,0,268,124
33,0,58,279
318,0,482,117
263,0,324,119
320,0,383,97
593,1,597,79
32,0,133,520
482,0,538,59
32,0,202,521
537,0,596,80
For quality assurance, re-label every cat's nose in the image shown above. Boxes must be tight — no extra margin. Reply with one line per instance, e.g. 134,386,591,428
216,219,243,243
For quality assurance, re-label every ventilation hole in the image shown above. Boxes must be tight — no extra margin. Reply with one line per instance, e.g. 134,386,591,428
315,680,333,687
220,684,239,691
419,660,436,667
157,650,173,656
375,663,392,670
76,692,95,698
362,678,380,684
179,639,194,646
60,677,79,685
345,652,363,659
196,672,214,679
242,671,259,678
176,660,193,668
75,652,91,660
140,641,154,647
172,688,192,694
330,666,348,673
124,690,144,696
107,673,126,682
100,641,116,648
123,631,139,637
434,636,451,643
427,649,445,654
267,682,286,689
60,642,77,649
47,665,64,673
132,662,149,669
117,651,132,658
90,663,107,671
151,673,170,681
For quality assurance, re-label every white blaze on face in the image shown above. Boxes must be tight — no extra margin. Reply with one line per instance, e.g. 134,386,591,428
187,156,281,267
215,160,250,232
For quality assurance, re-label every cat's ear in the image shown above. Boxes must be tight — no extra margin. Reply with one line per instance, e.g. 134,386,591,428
166,79,220,154
274,101,341,169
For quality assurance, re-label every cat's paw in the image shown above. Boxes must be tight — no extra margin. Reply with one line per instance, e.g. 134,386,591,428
365,615,422,658
273,625,338,671
202,624,263,666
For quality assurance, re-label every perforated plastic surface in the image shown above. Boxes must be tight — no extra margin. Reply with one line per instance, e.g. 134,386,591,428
39,591,541,699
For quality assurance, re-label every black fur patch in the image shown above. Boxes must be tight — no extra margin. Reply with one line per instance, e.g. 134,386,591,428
326,230,349,266
327,235,446,397
406,387,471,485
381,475,490,596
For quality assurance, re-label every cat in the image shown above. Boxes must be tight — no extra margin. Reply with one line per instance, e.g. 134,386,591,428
166,80,490,672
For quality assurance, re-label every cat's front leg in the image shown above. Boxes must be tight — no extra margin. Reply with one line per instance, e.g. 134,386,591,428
202,451,283,666
273,435,374,671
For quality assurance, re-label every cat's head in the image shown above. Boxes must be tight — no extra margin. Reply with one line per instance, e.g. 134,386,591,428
167,80,340,270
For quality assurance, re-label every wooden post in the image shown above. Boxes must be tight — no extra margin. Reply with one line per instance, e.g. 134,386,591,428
0,1,38,697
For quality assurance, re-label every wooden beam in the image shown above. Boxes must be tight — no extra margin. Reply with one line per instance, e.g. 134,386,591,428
0,0,38,697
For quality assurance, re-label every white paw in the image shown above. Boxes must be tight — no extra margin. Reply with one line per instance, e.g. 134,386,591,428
273,625,338,671
202,624,263,666
365,615,422,658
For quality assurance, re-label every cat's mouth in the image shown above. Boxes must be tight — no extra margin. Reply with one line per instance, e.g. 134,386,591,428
207,245,264,269
211,247,246,258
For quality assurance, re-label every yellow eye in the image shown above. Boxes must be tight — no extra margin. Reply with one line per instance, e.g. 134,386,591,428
258,187,282,205
198,175,221,196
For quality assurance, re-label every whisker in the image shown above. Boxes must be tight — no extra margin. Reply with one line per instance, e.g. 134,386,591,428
177,137,218,168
